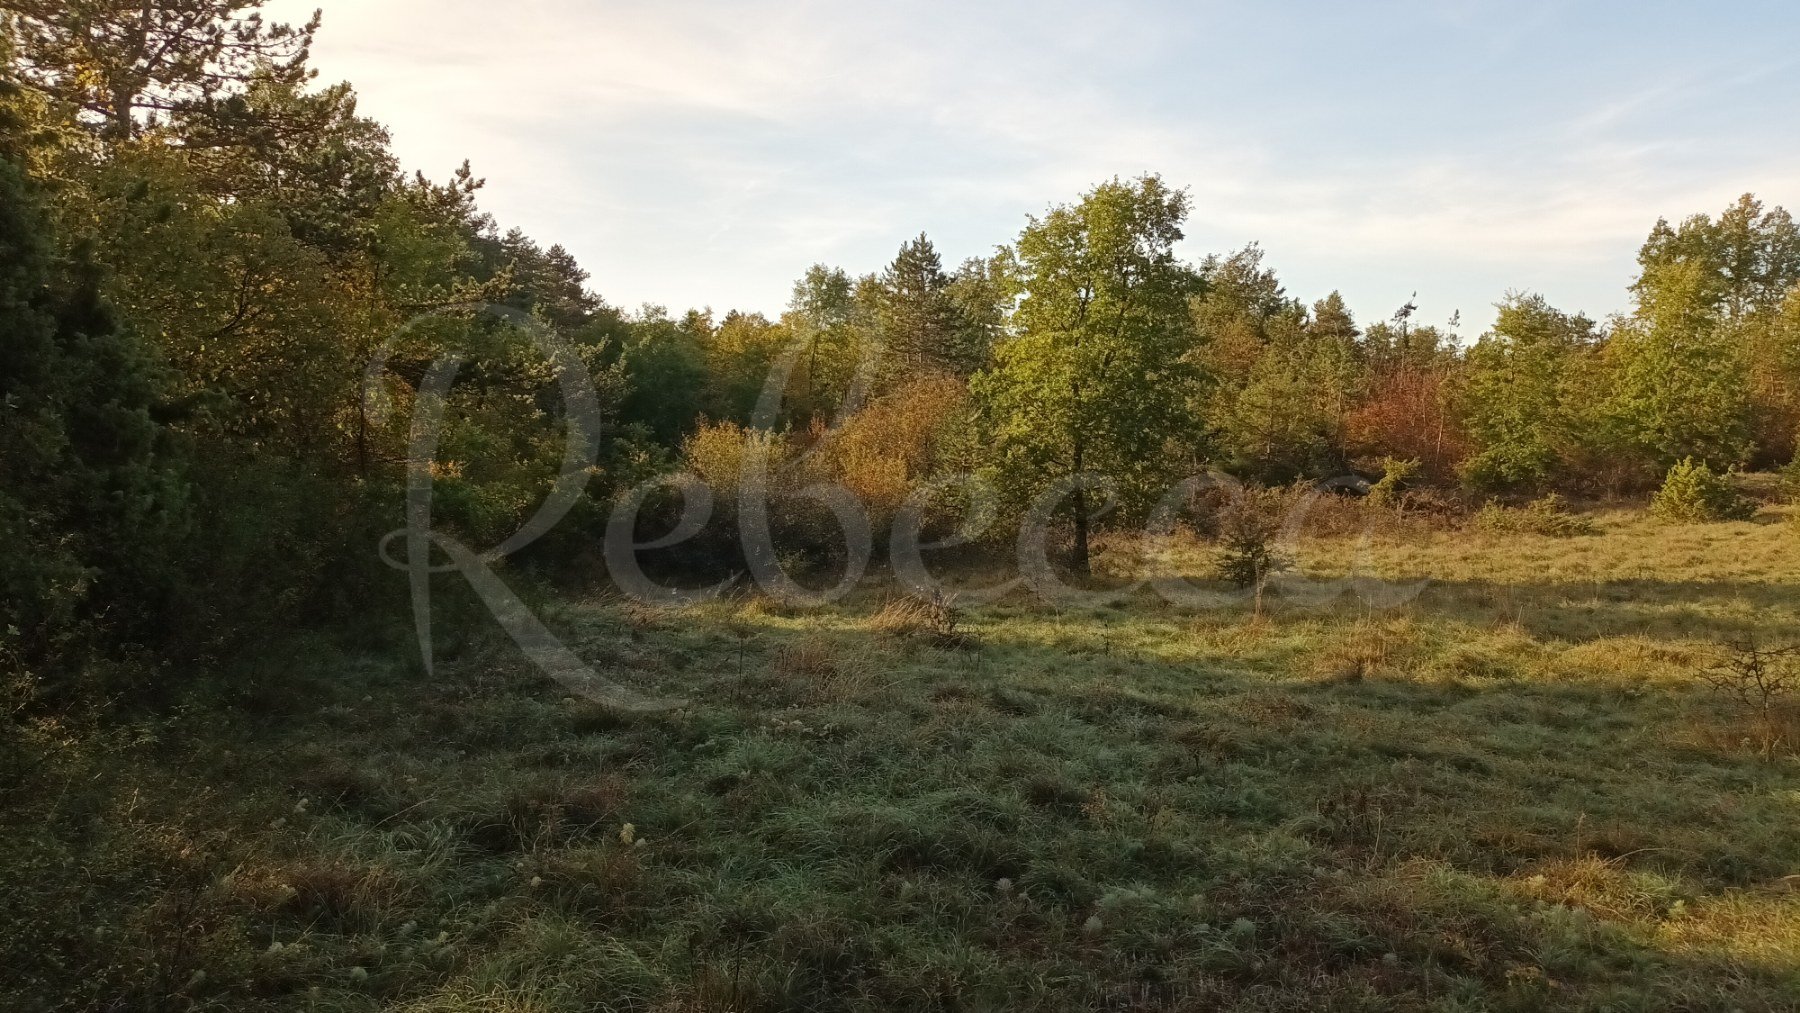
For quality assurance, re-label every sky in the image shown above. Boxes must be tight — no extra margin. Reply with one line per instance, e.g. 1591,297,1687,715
264,0,1800,335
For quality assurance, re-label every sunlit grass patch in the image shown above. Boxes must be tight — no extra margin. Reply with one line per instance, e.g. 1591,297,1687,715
6,514,1800,1011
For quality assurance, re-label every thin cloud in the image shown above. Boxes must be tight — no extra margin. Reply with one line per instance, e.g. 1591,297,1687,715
266,0,1800,331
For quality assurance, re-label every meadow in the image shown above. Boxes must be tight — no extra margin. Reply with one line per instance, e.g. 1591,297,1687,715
10,4,1800,1011
5,505,1800,1012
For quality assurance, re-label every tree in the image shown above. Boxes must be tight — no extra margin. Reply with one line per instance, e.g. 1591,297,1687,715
0,150,186,670
2,0,319,141
1458,293,1599,490
1603,302,1752,471
703,310,791,424
945,250,1016,370
1190,243,1297,385
1746,285,1800,465
1193,251,1359,481
619,306,709,445
1601,203,1775,472
1309,291,1360,349
496,228,601,331
1213,340,1344,482
187,77,399,256
875,233,980,381
1302,291,1365,459
784,263,862,422
971,175,1202,575
1345,364,1467,483
1634,194,1800,328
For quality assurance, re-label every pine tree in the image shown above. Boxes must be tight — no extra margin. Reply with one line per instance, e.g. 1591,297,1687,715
1459,293,1598,490
0,152,186,666
877,233,978,380
3,0,319,141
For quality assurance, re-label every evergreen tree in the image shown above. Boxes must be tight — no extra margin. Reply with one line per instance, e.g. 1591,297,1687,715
876,233,979,380
0,152,186,668
2,0,320,141
1459,293,1598,490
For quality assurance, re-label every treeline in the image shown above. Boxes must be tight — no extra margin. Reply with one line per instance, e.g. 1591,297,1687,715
4,3,1799,700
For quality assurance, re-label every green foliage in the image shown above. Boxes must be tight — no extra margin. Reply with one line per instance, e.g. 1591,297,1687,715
1458,293,1599,491
1650,458,1756,523
1213,487,1291,588
701,310,791,423
1633,194,1800,328
1603,288,1754,474
873,233,981,381
971,174,1202,572
1212,341,1348,482
1601,195,1800,475
4,0,321,141
0,153,188,678
1193,246,1343,482
1366,457,1421,509
1473,494,1595,537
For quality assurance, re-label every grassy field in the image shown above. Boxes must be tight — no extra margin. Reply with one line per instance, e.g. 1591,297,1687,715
5,509,1800,1011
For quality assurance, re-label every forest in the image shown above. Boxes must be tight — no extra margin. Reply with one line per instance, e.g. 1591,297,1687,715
4,3,1800,1012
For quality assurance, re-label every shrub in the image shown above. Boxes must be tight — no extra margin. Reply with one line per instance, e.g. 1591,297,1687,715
1473,494,1595,537
665,420,851,573
684,419,797,496
1699,639,1800,757
1649,459,1755,523
1365,457,1421,509
1342,367,1469,483
822,375,968,531
868,590,970,648
1214,488,1291,591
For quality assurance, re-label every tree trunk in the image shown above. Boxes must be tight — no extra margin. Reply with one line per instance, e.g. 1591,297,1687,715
1070,439,1090,577
110,90,135,141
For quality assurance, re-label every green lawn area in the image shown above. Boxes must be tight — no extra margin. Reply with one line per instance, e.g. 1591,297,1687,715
5,511,1800,1011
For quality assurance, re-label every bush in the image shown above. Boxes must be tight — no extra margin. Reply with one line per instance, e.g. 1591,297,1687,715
868,591,971,648
1781,445,1800,502
663,420,861,576
822,375,968,532
1650,459,1755,523
1473,494,1595,537
1214,488,1291,590
1365,457,1421,509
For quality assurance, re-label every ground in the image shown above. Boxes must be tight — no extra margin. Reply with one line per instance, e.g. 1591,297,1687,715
4,509,1800,1011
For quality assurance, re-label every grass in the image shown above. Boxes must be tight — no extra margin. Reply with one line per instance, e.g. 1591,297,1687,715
4,507,1800,1010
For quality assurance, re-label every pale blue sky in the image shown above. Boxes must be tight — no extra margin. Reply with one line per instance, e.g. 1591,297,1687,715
268,0,1800,334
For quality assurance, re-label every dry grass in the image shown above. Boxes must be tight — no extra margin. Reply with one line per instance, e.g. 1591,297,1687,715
5,505,1800,1011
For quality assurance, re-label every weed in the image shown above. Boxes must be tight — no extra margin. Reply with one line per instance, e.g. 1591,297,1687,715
868,590,973,648
1699,637,1800,756
1474,493,1596,537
